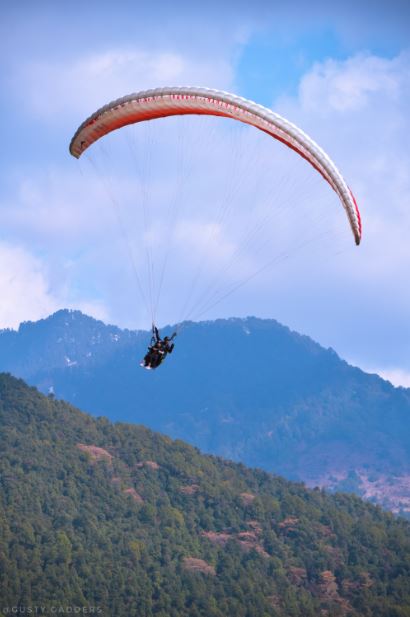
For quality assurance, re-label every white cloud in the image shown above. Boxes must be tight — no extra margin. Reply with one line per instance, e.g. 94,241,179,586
298,54,402,112
270,51,410,369
1,169,113,243
0,241,109,330
0,242,57,329
364,367,410,389
175,220,237,264
15,48,234,122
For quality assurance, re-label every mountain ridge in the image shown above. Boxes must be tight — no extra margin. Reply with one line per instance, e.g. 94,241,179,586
1,309,409,515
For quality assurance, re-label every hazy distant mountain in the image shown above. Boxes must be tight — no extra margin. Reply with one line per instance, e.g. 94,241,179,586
1,372,409,616
1,309,409,515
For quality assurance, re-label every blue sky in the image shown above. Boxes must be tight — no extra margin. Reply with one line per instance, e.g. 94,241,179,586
1,0,410,385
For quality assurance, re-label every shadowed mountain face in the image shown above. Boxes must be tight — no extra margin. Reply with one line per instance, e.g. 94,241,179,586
1,309,409,514
0,372,409,616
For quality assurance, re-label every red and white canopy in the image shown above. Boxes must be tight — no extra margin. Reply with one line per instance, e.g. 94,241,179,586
70,86,362,245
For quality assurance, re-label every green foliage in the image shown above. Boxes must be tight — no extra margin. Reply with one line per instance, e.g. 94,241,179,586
0,373,409,616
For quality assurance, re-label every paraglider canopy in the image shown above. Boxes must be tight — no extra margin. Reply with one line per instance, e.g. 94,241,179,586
70,86,362,245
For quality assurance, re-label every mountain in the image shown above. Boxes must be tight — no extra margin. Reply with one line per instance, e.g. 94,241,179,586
1,309,409,515
0,372,409,616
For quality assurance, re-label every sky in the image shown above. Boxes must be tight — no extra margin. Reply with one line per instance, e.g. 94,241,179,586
0,0,409,385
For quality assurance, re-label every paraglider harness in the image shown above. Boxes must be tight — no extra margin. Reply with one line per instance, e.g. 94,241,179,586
141,325,177,370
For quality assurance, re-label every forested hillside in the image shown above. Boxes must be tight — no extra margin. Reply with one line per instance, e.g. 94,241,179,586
0,373,409,616
1,310,409,514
